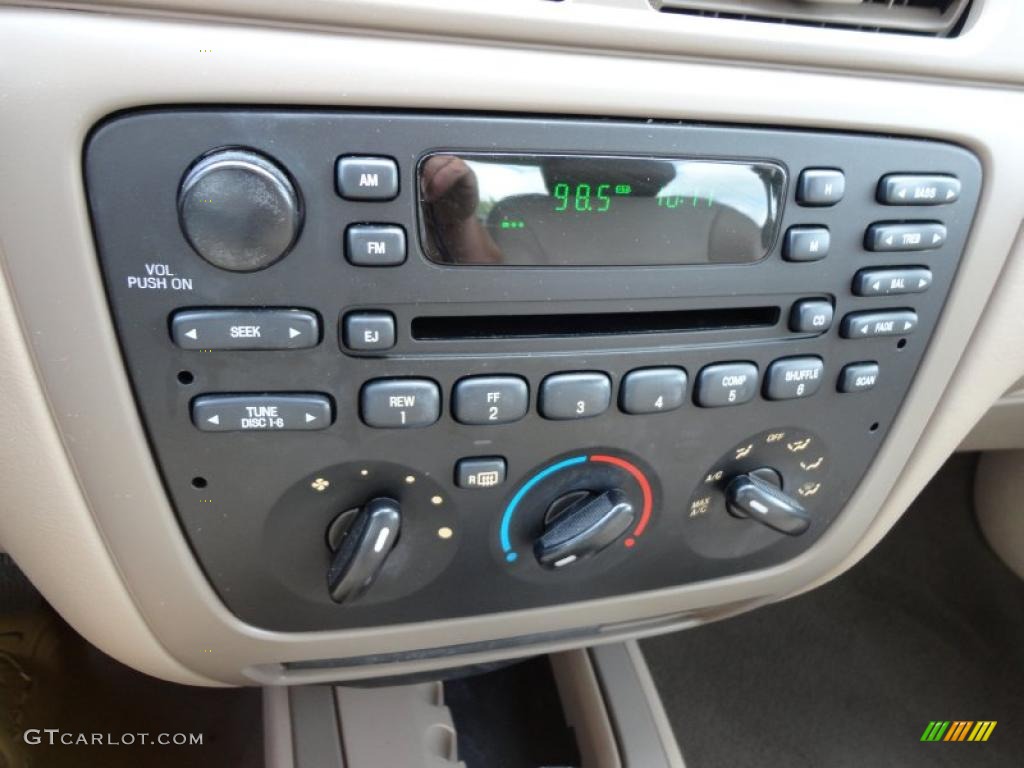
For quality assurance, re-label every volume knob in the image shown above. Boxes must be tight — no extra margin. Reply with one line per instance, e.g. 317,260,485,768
178,148,302,272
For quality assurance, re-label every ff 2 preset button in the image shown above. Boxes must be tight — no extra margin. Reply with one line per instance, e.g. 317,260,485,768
192,394,332,432
695,363,759,407
452,376,529,425
171,308,319,350
361,379,441,428
335,156,399,200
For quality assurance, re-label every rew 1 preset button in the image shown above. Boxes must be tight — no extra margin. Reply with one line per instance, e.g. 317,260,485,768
878,175,960,206
865,222,946,252
539,373,611,420
192,394,332,432
452,376,529,425
695,363,759,407
853,267,932,297
764,357,824,401
171,309,318,350
361,379,441,428
841,310,918,339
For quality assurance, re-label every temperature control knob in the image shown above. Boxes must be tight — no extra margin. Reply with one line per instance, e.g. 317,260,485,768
327,497,401,603
178,149,302,272
534,489,635,568
725,471,809,536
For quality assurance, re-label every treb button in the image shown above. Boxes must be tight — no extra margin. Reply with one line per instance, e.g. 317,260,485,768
865,222,946,252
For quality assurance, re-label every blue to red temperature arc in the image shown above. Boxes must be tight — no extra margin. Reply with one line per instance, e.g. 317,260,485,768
500,454,653,563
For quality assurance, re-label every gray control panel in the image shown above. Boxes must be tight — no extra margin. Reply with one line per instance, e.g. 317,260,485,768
85,111,980,633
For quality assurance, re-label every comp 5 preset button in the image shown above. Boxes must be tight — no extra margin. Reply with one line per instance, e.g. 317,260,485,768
171,309,318,350
695,363,759,407
192,394,332,432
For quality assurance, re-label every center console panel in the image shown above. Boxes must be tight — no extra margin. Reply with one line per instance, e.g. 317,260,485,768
85,111,980,632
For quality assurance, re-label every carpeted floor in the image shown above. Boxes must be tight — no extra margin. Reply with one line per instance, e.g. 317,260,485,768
0,606,262,768
642,453,1024,767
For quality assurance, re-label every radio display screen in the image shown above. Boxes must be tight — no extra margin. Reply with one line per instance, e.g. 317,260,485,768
419,153,786,266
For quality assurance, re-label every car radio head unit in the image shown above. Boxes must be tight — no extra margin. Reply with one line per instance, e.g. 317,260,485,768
419,153,786,266
84,110,980,636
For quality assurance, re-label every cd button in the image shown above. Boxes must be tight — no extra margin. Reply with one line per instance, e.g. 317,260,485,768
789,299,834,333
620,367,687,415
784,226,830,262
539,373,611,420
452,376,529,425
695,363,759,407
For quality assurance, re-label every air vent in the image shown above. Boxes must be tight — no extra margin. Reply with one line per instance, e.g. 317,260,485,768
653,0,972,37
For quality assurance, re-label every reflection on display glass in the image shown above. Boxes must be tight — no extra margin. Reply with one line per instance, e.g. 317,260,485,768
419,154,786,266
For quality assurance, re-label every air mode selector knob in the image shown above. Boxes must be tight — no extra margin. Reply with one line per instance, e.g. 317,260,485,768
178,149,302,272
725,471,810,536
327,497,401,604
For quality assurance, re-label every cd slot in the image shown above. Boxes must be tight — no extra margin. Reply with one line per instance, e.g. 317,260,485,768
411,306,780,341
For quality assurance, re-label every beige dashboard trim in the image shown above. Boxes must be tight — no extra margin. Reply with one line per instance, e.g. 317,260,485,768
1,7,1023,684
12,0,1024,86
